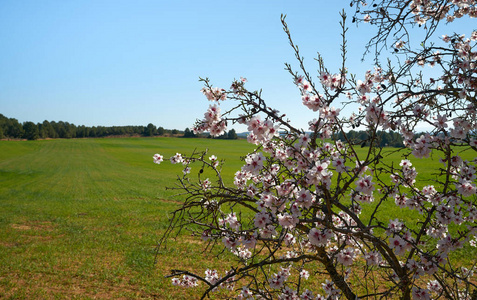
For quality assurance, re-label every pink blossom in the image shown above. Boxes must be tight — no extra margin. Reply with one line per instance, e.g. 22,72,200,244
456,180,476,196
322,280,341,298
308,228,332,247
153,153,163,164
205,269,220,285
299,269,310,280
450,127,467,139
294,75,304,85
237,287,254,300
182,166,191,175
386,219,403,235
259,225,277,238
302,94,324,111
278,212,298,229
300,80,312,92
201,87,226,101
427,280,442,293
337,247,356,266
433,114,448,129
395,40,406,49
355,175,375,195
172,275,198,287
364,251,382,266
356,79,372,94
269,268,290,289
243,152,265,174
170,153,184,164
412,287,431,300
201,178,211,191
222,236,239,249
389,235,407,255
233,246,252,260
295,188,314,208
332,157,347,173
254,211,271,228
225,212,240,230
300,289,314,300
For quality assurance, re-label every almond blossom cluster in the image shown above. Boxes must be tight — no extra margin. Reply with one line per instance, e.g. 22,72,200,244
354,0,477,26
155,3,477,299
193,104,227,136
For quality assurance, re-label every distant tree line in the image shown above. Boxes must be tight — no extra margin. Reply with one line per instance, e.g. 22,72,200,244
183,128,238,140
216,128,238,140
0,114,179,140
0,114,405,146
334,130,405,148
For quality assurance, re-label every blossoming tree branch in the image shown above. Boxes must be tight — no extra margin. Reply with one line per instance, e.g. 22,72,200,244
154,1,477,299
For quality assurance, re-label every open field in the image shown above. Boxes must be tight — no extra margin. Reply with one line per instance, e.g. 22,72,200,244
0,137,475,299
0,137,254,299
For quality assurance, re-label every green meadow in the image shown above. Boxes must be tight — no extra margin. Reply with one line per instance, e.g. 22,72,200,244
0,137,254,299
0,137,475,299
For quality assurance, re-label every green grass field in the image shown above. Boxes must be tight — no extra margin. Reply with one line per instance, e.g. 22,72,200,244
0,137,475,299
0,137,254,299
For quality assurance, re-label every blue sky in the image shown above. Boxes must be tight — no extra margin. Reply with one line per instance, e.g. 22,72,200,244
0,1,473,132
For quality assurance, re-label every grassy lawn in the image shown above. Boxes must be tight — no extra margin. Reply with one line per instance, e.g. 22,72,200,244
0,137,475,298
0,137,254,299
